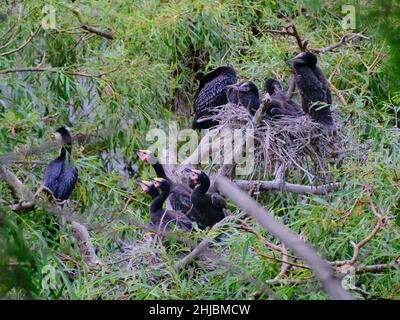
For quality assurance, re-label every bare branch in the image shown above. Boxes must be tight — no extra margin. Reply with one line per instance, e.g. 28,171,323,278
333,187,385,267
174,215,236,271
310,33,370,54
235,179,340,195
215,176,354,300
0,25,41,57
71,221,102,267
72,9,115,40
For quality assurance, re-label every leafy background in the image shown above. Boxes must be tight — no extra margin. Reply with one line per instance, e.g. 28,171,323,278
0,0,399,299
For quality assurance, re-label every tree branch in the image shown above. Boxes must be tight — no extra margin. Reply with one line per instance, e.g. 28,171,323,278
215,176,354,300
234,179,340,195
310,33,370,53
0,25,41,57
71,9,115,40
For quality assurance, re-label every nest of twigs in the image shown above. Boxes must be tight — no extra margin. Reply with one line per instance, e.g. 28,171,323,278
200,102,351,183
112,234,229,281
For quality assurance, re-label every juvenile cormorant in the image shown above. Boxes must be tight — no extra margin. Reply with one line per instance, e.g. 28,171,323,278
226,81,261,116
188,169,226,228
265,78,304,118
136,179,159,199
288,52,334,127
136,150,203,225
43,127,78,203
149,178,194,232
192,66,237,130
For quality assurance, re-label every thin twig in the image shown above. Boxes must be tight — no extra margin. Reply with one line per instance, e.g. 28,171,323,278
0,25,41,57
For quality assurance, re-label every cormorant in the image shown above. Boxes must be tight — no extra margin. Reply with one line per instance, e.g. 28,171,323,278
149,178,194,232
226,81,261,116
43,127,78,203
192,66,237,130
265,78,304,118
136,178,159,199
188,169,226,228
288,52,334,127
136,150,203,225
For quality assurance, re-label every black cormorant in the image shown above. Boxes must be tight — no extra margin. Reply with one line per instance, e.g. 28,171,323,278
192,66,237,130
265,78,304,118
136,150,203,225
43,127,78,203
288,52,334,127
149,178,194,231
226,81,261,116
188,169,226,228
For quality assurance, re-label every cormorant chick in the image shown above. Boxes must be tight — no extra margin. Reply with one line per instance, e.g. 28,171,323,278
136,179,159,199
188,169,226,228
150,178,194,231
226,81,260,116
192,66,237,130
288,52,334,127
43,127,78,203
265,79,304,118
136,150,203,225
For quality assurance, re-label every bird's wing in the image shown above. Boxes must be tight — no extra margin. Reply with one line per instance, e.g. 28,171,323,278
211,193,227,209
43,159,64,196
194,75,236,114
295,72,329,117
170,183,192,211
313,66,332,104
163,210,193,231
56,165,78,200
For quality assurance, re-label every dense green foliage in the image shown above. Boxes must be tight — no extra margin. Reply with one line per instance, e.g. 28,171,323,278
0,0,399,299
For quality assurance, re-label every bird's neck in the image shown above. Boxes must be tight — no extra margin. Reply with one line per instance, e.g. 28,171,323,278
59,145,72,160
150,184,170,212
152,161,168,179
195,175,210,194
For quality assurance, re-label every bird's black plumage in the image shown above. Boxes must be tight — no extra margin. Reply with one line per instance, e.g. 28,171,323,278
192,66,237,129
226,81,261,116
136,150,203,226
43,127,78,202
189,170,226,228
264,78,304,118
150,178,194,232
289,52,334,127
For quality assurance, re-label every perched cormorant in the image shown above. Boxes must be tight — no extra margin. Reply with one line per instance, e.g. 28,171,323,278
43,127,78,203
188,169,226,228
192,66,237,130
136,150,203,225
226,81,261,116
288,52,334,127
265,79,304,118
149,178,194,232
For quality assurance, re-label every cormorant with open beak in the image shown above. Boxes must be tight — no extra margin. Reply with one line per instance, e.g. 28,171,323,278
136,150,203,225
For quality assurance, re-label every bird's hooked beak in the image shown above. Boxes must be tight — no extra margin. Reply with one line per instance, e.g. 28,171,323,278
287,53,304,65
136,178,152,192
136,149,151,162
150,177,164,188
187,168,201,183
226,84,239,89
